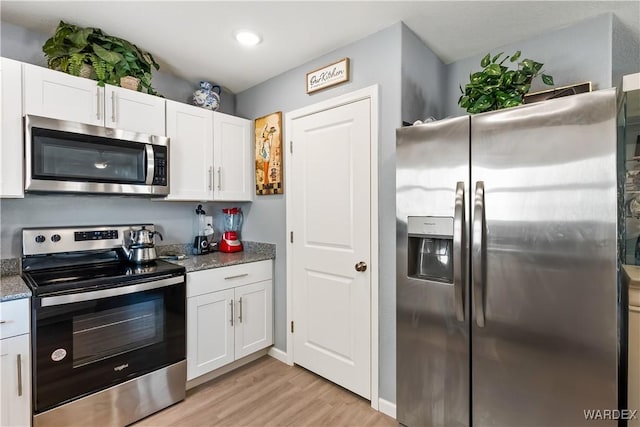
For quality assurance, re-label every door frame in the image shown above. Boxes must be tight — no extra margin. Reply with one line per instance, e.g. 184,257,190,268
283,85,380,410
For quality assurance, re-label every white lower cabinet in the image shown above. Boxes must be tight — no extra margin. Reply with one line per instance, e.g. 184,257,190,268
187,260,273,381
0,299,31,427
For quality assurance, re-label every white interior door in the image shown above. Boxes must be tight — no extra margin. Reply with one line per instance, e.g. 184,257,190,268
291,98,371,399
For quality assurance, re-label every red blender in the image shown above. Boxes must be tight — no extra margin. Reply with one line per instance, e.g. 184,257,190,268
220,207,244,253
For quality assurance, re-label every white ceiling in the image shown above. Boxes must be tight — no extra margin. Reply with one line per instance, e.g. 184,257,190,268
1,1,638,94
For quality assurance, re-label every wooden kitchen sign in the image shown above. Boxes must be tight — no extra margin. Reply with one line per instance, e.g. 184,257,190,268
255,111,283,195
306,58,350,94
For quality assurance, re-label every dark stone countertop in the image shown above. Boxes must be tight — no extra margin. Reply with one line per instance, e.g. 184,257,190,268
0,275,31,302
161,241,276,273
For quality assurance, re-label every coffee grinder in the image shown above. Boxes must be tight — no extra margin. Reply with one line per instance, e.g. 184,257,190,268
219,207,243,253
193,204,214,254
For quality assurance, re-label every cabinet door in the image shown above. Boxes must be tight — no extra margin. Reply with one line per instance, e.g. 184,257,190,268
104,85,165,135
187,289,235,380
165,101,214,201
213,112,253,201
0,334,31,427
23,63,103,126
0,58,24,198
234,279,273,359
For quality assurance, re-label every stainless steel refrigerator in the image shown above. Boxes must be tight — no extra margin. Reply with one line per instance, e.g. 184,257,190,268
396,88,619,427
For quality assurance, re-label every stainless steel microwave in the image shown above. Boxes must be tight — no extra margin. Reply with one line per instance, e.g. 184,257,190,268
25,115,170,196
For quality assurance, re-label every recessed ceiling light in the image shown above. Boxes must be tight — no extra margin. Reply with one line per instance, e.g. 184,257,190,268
235,30,261,47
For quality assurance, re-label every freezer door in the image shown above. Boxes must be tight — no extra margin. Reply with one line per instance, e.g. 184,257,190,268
396,116,470,427
470,89,618,427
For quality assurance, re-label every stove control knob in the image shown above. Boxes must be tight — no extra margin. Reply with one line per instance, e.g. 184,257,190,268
51,234,61,243
35,235,46,243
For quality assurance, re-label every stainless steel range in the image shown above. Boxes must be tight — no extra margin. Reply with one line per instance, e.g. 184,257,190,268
21,225,186,427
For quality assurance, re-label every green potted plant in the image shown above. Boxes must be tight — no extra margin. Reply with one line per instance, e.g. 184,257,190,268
458,50,554,114
42,21,160,95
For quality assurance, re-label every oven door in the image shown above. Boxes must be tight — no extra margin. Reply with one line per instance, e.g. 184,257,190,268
32,275,185,414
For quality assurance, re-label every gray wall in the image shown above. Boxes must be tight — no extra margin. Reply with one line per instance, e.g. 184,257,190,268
0,195,250,258
235,22,403,403
401,24,446,123
444,14,615,117
612,14,640,89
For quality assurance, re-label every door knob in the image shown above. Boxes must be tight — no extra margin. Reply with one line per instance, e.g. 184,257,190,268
355,261,367,272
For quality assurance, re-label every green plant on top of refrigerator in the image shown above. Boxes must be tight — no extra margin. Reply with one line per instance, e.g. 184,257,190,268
458,50,554,114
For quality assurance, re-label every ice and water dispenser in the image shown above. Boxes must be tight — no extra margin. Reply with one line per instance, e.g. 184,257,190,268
407,216,453,283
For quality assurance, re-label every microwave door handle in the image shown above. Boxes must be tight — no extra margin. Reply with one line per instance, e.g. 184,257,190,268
145,145,155,185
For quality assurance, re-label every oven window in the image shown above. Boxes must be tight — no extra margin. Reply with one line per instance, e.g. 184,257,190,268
72,296,164,368
32,128,146,183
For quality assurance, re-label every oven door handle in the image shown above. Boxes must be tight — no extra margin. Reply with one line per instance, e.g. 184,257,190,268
40,276,184,307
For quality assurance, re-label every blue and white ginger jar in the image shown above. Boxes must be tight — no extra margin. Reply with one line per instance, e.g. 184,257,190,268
193,81,221,111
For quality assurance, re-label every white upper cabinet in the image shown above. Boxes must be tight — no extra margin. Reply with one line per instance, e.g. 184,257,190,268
163,108,253,202
105,84,165,135
165,100,214,201
0,57,24,198
23,63,103,126
23,64,165,135
213,112,253,202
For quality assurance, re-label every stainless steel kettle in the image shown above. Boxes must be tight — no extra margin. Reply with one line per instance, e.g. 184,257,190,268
121,226,163,264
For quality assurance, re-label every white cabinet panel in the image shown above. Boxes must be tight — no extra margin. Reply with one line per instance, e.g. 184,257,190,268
0,297,30,427
0,334,31,427
165,101,214,201
23,64,165,137
234,280,272,359
0,299,30,340
105,85,165,136
23,63,103,126
213,112,253,201
0,57,24,198
187,288,234,380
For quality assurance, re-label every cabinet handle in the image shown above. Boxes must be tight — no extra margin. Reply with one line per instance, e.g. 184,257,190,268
217,167,222,191
111,91,117,123
0,320,7,324
239,297,243,323
230,299,234,326
96,88,101,120
208,166,213,190
17,354,22,397
224,273,248,280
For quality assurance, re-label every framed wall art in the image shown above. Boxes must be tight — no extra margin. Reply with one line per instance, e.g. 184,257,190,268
306,57,350,94
255,111,283,195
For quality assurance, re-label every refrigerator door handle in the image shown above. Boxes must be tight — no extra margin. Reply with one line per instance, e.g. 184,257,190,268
453,181,466,322
473,181,486,327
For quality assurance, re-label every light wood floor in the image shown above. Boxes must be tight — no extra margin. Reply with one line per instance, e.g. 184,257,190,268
134,356,396,427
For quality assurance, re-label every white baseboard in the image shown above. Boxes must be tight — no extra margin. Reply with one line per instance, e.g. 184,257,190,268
378,398,396,419
268,346,292,365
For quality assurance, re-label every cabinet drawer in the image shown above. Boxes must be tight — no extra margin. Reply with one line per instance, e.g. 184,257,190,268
188,260,272,297
0,299,30,339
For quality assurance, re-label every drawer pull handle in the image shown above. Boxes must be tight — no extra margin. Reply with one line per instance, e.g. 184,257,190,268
0,320,7,324
225,274,248,280
17,354,22,397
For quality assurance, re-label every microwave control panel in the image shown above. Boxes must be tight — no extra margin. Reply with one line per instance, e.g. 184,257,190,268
152,146,168,186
